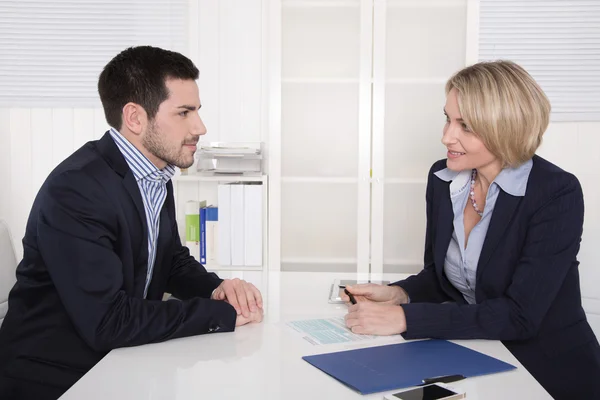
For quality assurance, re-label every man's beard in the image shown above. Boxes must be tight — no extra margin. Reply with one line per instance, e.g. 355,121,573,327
142,122,196,169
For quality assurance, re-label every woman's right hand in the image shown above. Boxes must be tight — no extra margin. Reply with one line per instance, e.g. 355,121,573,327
341,284,409,305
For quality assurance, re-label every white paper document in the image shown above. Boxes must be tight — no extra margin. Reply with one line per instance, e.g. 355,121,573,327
286,317,377,345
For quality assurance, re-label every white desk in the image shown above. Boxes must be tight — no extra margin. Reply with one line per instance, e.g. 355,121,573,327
60,272,551,399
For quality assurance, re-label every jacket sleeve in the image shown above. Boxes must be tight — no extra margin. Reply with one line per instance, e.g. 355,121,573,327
165,237,224,300
37,170,237,353
391,162,453,304
400,174,584,341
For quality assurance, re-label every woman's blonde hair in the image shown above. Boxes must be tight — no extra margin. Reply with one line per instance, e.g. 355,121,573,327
445,60,550,167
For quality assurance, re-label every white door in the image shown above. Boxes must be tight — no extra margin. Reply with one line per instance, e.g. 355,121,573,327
371,0,468,274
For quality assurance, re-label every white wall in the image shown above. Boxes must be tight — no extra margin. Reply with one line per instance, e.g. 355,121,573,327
192,0,265,145
0,108,109,258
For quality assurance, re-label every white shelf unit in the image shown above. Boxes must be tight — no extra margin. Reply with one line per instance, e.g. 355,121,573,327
201,264,264,272
173,174,267,183
185,0,270,283
274,0,468,274
172,172,269,276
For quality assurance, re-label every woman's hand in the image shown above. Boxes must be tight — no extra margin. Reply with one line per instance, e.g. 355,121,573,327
344,302,407,335
341,284,409,305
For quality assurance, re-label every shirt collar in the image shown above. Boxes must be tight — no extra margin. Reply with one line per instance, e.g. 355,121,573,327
109,127,176,183
435,169,471,197
434,158,533,197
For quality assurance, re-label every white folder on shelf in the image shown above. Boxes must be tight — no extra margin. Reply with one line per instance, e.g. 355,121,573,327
217,184,231,266
230,184,245,266
244,183,263,266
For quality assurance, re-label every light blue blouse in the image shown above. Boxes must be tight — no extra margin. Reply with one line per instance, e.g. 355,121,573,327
434,159,533,304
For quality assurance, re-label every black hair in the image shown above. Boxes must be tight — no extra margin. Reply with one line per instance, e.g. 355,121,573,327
98,46,199,130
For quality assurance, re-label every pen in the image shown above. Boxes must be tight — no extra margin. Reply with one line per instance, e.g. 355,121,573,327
343,288,357,305
421,374,466,385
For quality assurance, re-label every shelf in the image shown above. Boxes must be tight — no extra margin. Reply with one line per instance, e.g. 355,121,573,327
280,257,422,265
382,178,427,184
282,0,359,8
385,78,448,84
280,177,427,184
282,0,464,10
173,174,267,183
283,77,359,84
281,257,357,264
282,177,358,183
205,265,264,272
387,0,466,8
282,78,446,85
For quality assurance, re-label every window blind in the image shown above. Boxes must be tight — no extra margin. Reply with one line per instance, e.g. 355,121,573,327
0,0,188,107
478,0,600,122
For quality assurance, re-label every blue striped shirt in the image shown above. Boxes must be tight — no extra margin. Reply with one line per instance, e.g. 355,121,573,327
109,128,176,298
435,159,533,304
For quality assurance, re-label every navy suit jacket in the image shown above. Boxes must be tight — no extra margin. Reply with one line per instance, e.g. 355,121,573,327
395,156,600,399
0,133,237,395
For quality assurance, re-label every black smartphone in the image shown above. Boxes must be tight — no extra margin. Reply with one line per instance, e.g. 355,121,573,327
384,383,465,400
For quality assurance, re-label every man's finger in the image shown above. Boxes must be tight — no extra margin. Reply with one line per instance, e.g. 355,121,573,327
224,283,242,315
234,283,251,318
251,285,263,308
244,285,258,312
254,309,264,323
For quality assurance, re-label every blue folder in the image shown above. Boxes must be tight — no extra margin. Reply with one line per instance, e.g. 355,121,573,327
302,339,516,394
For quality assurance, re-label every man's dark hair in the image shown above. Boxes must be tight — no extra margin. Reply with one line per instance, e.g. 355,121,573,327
98,46,199,130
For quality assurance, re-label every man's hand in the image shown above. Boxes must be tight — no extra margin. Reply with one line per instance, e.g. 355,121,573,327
211,278,263,318
235,308,264,327
344,302,407,336
341,284,408,305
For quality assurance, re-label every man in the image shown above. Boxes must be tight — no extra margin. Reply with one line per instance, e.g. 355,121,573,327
0,46,264,400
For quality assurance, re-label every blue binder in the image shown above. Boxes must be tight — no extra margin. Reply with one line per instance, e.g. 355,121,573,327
302,339,516,394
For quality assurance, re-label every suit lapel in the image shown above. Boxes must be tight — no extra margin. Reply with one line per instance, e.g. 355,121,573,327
476,191,521,282
123,171,149,257
434,181,465,303
146,182,176,299
434,189,454,274
146,205,172,299
96,131,149,265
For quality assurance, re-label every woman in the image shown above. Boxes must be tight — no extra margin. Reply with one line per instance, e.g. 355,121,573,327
343,60,600,399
